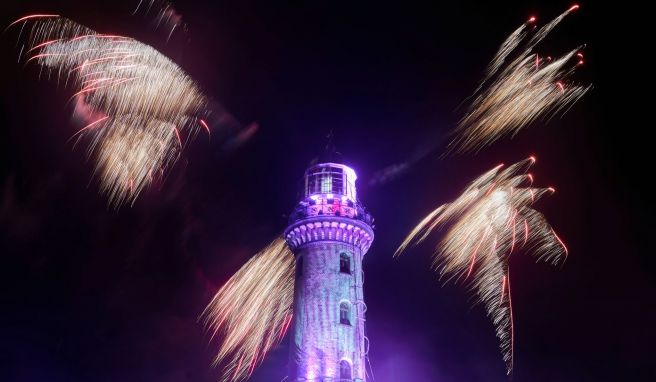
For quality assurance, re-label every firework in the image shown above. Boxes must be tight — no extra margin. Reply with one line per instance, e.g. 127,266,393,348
9,15,209,206
449,5,590,154
133,0,187,42
395,157,568,374
201,237,295,382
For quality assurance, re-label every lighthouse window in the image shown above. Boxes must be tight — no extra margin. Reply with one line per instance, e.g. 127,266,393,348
339,302,351,325
321,173,332,193
340,253,351,274
339,360,352,380
306,166,346,196
331,171,344,194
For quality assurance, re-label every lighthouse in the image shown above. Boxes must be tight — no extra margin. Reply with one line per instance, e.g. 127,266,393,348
284,161,375,381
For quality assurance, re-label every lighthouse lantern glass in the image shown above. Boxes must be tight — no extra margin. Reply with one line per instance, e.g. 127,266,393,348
305,163,357,202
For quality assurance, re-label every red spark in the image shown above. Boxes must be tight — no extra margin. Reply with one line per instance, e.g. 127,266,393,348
466,254,477,278
247,353,258,377
527,16,537,23
234,356,244,381
468,228,490,278
27,39,62,52
552,229,569,255
569,4,580,11
577,53,585,66
72,85,106,98
485,181,498,196
500,275,507,303
26,53,62,63
78,116,109,133
199,119,211,136
173,127,182,147
6,14,60,29
278,313,293,341
556,82,565,93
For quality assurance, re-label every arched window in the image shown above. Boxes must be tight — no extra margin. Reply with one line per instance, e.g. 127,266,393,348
339,302,351,325
340,253,351,274
339,360,352,380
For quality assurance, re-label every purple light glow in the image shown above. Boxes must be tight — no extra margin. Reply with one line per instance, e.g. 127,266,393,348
286,161,373,380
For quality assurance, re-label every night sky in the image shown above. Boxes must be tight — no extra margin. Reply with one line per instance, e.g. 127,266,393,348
1,1,652,381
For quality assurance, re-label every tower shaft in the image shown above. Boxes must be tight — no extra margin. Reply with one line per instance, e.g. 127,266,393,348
285,163,374,382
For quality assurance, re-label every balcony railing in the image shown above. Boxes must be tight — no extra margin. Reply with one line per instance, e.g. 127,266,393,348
289,199,374,227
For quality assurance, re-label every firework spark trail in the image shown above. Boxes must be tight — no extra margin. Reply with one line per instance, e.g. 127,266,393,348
395,157,568,375
449,6,590,154
201,237,295,382
133,0,187,42
10,16,209,206
482,23,527,87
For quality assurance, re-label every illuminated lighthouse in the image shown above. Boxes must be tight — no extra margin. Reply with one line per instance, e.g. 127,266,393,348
284,161,374,381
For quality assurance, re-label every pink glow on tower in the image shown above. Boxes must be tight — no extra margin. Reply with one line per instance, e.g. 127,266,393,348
285,162,374,381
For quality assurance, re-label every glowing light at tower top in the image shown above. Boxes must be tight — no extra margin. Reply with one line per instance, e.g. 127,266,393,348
286,161,374,253
305,162,358,203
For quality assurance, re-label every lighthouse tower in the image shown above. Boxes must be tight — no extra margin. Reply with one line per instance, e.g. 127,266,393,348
284,161,374,382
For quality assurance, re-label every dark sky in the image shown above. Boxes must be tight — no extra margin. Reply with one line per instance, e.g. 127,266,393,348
0,1,651,381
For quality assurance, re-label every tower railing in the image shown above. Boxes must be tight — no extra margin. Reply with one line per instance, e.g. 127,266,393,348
289,200,374,227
